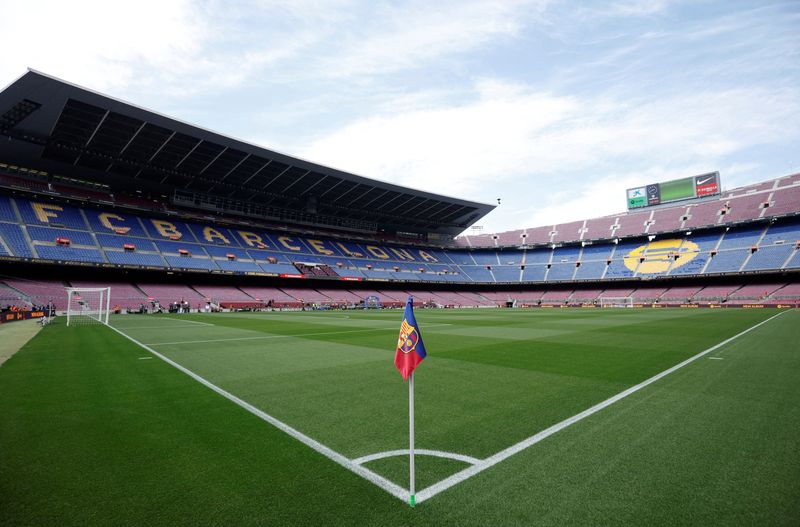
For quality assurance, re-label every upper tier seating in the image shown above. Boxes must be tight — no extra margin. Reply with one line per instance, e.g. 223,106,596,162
457,174,800,247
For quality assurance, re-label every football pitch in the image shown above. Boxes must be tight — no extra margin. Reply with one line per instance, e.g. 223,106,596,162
1,307,799,526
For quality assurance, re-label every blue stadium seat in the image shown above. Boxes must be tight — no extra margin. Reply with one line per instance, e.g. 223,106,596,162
204,245,250,259
142,219,198,242
574,261,607,280
186,223,243,247
492,266,520,282
522,265,547,282
447,252,477,265
579,244,613,261
524,249,551,264
460,266,494,282
471,251,499,265
784,249,800,268
684,232,722,251
36,245,105,263
704,249,748,273
743,245,794,271
215,260,261,272
259,263,302,275
604,259,635,278
0,223,34,257
95,233,157,251
84,209,149,237
552,246,581,262
164,255,218,270
718,226,766,250
27,226,96,246
0,196,17,222
105,251,167,266
154,239,209,256
669,252,709,276
759,221,800,246
547,263,576,281
16,198,88,230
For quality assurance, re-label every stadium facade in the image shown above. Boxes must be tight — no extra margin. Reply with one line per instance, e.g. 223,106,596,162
0,70,798,314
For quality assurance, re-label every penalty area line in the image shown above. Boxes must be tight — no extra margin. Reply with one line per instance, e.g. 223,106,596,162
106,323,409,503
414,309,791,504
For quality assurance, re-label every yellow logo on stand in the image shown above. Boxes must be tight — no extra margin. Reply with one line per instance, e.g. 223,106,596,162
624,239,699,274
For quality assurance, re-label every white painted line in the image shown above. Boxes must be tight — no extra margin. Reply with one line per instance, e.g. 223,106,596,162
138,356,153,360
708,357,724,360
414,309,791,504
144,323,453,346
353,449,480,466
106,323,409,503
159,318,215,326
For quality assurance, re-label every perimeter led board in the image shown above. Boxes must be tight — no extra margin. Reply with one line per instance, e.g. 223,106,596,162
627,172,720,210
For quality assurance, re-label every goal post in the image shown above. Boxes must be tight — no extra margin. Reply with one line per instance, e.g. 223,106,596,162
66,287,111,326
599,296,634,308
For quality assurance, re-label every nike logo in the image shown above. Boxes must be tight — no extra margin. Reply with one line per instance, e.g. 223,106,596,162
697,176,715,185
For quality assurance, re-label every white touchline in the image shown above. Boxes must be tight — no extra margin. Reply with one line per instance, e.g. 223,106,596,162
413,309,790,504
107,323,410,502
144,323,452,346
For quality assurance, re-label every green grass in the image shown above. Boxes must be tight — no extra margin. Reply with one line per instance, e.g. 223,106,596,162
1,308,799,525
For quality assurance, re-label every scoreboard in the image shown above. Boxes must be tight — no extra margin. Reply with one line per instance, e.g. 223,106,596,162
627,172,720,210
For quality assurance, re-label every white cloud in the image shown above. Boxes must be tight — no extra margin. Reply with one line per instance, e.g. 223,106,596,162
298,81,800,232
311,0,546,79
0,0,207,93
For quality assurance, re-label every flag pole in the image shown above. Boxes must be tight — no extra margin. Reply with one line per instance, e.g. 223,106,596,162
409,371,415,507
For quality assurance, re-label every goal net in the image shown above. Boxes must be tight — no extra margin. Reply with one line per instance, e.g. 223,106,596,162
599,296,634,308
66,287,111,326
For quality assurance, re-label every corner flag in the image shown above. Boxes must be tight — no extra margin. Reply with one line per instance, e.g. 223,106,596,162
394,296,427,380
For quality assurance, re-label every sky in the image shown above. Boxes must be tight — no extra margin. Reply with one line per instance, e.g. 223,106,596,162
1,0,798,234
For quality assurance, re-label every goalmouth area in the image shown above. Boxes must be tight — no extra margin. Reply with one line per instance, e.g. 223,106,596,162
1,307,799,525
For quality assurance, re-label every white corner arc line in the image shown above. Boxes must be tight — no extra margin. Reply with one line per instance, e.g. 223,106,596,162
414,309,791,504
106,324,409,503
353,449,480,466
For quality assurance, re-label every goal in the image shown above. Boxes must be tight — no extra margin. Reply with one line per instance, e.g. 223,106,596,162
599,296,634,308
66,287,111,326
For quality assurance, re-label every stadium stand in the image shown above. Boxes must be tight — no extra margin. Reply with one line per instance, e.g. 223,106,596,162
0,70,797,313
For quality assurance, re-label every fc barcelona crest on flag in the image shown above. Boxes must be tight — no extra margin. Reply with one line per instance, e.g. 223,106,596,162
394,297,427,380
398,320,419,354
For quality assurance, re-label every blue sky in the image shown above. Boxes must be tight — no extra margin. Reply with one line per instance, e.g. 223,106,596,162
2,0,798,233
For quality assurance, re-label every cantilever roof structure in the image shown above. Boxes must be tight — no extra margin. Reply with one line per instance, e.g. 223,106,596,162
0,70,494,236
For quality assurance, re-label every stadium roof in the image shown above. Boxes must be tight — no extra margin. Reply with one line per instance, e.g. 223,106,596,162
0,70,494,236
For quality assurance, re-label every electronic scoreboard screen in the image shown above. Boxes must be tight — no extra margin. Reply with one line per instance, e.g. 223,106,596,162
627,172,720,210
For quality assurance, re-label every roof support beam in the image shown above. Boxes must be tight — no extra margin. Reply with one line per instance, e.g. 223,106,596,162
280,169,311,194
197,146,228,175
318,178,345,198
297,174,327,196
73,108,110,166
134,130,176,179
361,189,391,209
208,153,251,193
165,138,204,182
261,164,292,191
